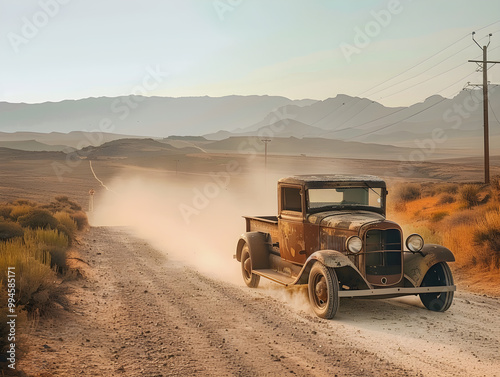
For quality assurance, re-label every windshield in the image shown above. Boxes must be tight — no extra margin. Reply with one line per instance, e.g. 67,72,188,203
307,187,383,212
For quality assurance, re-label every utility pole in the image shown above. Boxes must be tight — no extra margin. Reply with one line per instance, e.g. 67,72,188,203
174,159,179,175
468,32,500,184
261,139,271,170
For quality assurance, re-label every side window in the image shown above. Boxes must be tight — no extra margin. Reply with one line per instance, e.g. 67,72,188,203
282,187,302,212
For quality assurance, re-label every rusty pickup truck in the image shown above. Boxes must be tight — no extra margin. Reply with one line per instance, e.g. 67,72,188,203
235,175,455,319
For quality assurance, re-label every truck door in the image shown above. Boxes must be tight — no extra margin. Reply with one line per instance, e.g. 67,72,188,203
278,185,307,264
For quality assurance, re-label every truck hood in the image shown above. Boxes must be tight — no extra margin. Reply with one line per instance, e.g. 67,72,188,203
307,210,386,232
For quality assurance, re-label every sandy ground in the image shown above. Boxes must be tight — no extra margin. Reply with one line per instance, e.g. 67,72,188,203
17,227,500,377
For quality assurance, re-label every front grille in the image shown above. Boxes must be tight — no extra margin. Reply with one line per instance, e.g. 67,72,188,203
365,229,402,276
366,229,401,252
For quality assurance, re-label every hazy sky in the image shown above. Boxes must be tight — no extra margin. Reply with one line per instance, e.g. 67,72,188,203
1,0,499,106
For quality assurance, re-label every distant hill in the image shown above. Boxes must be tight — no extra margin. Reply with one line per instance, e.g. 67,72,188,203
80,138,198,159
0,95,316,137
0,131,145,149
202,136,466,160
204,88,500,154
0,147,66,160
0,140,70,151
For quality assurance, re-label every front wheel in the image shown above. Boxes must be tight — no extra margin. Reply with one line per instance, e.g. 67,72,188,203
308,263,340,319
241,244,260,288
419,262,454,312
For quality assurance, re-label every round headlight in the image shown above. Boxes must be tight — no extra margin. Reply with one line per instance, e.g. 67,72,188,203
406,234,424,252
346,236,362,253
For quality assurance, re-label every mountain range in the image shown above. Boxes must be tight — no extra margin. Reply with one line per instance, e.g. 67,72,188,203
1,89,499,154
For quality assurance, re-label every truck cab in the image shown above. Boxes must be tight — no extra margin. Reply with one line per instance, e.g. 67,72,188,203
236,175,456,319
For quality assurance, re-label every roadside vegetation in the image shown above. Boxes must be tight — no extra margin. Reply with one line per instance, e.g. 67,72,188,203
0,196,88,371
389,178,500,283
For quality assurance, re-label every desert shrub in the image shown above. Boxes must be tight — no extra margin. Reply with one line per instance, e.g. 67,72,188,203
54,211,78,241
24,228,69,271
43,196,83,213
420,183,437,197
24,228,68,249
12,199,37,206
438,193,456,205
10,204,33,220
18,208,58,230
0,220,24,241
435,183,459,195
459,184,480,208
473,211,500,268
0,239,55,311
445,210,476,227
394,183,421,203
431,211,449,223
71,211,89,230
0,204,13,220
490,175,500,201
441,224,475,267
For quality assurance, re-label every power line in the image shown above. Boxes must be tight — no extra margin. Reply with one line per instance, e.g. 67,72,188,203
358,21,500,99
357,35,470,98
367,40,473,100
489,98,500,126
343,96,449,141
331,70,478,138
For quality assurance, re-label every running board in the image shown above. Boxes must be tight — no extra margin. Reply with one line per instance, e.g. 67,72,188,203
253,269,296,285
338,285,456,298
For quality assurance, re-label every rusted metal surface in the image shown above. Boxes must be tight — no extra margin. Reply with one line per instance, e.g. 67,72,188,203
279,175,386,186
237,175,455,301
404,244,455,287
309,210,385,231
278,218,306,264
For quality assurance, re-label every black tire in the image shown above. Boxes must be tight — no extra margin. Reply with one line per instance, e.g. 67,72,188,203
308,263,340,319
241,244,260,288
419,262,454,312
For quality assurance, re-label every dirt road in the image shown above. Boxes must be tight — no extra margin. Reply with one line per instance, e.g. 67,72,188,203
20,227,500,377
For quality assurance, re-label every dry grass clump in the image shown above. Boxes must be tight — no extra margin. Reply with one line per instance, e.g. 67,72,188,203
473,211,500,268
437,193,456,205
71,211,89,230
393,183,422,207
0,196,87,360
18,208,58,230
459,184,481,208
0,220,24,241
490,175,500,202
55,211,78,241
0,238,55,311
430,211,448,223
389,181,500,274
9,204,33,220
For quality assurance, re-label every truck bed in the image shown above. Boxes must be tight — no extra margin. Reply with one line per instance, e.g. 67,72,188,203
244,216,279,242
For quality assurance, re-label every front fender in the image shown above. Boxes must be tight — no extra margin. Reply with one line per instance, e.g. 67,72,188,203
235,232,270,269
295,250,371,289
404,244,455,287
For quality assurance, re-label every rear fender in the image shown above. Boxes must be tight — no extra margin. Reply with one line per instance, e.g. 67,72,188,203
235,232,271,269
404,244,455,287
295,250,371,289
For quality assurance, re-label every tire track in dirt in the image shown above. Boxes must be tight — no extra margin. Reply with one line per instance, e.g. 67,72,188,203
19,227,500,377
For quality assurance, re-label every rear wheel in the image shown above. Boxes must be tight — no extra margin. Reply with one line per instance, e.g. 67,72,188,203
419,262,454,312
308,263,339,319
241,244,260,288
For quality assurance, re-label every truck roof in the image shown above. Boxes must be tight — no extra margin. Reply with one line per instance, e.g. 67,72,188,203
278,174,386,187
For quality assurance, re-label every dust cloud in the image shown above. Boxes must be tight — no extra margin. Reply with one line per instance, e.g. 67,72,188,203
90,172,277,285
